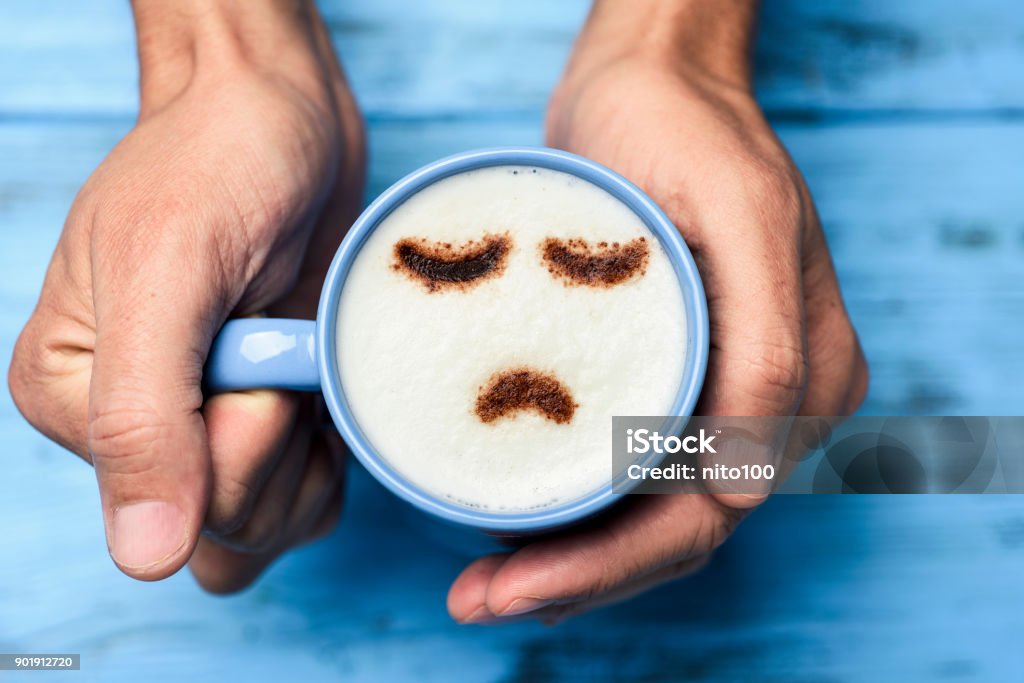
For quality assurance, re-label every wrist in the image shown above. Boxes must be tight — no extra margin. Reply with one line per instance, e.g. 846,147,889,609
565,0,759,92
131,0,336,114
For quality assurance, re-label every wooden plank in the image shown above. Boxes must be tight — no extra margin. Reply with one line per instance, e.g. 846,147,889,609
778,119,1024,415
757,0,1024,115
0,2,138,116
1,116,1023,681
1,1,1023,117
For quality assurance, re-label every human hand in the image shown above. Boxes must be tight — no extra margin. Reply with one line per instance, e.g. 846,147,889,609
8,0,365,591
447,0,867,624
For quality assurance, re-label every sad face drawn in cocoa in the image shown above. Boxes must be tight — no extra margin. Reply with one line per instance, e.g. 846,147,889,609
391,234,650,424
337,165,691,512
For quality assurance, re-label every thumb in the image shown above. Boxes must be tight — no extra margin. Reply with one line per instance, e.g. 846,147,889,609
87,242,222,580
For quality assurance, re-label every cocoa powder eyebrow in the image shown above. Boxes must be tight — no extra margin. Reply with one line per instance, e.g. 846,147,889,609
540,236,649,287
392,233,511,292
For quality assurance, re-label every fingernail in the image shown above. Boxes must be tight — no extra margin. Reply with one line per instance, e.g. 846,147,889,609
459,605,495,625
717,438,776,499
110,501,188,570
500,597,554,617
742,443,775,499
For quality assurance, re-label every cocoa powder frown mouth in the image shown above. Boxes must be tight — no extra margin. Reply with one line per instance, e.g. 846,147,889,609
475,368,578,425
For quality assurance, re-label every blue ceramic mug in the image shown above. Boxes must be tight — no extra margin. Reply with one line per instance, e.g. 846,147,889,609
205,147,709,536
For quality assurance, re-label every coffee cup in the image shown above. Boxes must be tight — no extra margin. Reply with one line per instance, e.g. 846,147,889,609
205,147,709,535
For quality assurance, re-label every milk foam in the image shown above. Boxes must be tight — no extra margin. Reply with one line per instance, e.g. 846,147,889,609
336,166,687,511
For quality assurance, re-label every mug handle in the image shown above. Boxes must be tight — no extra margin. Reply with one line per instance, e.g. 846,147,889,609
204,318,321,392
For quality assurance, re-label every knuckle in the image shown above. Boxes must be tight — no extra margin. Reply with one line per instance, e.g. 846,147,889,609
824,318,870,416
738,156,803,225
8,331,40,423
205,477,261,537
9,321,79,437
710,507,745,549
224,516,285,555
92,195,241,296
9,322,50,413
844,346,870,415
307,445,343,489
307,504,342,542
571,578,611,604
740,341,809,413
697,504,746,554
87,401,166,465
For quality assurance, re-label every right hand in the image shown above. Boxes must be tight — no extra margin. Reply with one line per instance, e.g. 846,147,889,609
8,1,365,592
447,0,868,624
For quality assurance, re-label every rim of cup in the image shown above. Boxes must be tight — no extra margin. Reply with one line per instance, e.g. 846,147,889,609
317,147,709,532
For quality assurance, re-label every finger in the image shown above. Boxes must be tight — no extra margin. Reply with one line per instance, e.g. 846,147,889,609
188,488,343,595
202,390,300,535
448,494,743,621
187,537,278,595
689,197,808,419
189,492,341,596
448,554,513,624
214,406,314,553
276,430,344,535
798,203,869,417
691,224,806,508
738,219,867,485
87,230,228,580
534,554,712,626
297,427,348,544
673,173,813,509
450,554,710,626
303,485,345,544
9,239,95,459
189,430,344,593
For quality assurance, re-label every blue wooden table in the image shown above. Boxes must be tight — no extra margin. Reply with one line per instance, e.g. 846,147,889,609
1,1,1023,680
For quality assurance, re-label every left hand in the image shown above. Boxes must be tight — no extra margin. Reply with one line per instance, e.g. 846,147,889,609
8,1,364,592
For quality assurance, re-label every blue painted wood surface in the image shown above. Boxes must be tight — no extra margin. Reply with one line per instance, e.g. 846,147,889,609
1,1,1023,681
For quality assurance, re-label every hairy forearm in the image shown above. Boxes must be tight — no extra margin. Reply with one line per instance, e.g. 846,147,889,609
130,0,337,111
574,0,759,89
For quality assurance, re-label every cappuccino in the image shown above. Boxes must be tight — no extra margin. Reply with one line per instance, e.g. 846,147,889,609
336,165,687,511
